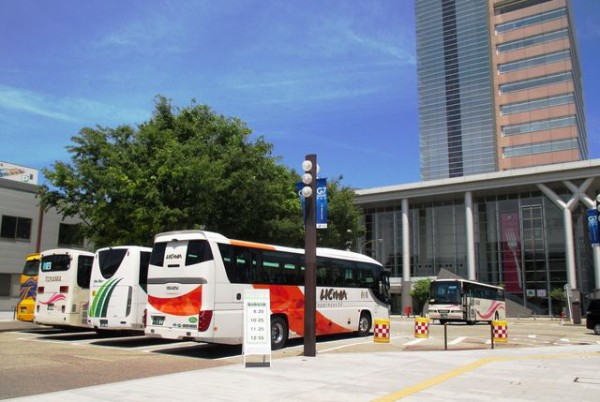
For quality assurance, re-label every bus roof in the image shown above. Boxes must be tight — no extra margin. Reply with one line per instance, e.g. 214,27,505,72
153,230,383,267
25,253,40,261
40,248,95,257
432,278,503,290
94,245,152,253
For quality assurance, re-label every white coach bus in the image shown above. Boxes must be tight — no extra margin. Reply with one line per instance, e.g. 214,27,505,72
34,249,95,329
145,230,390,349
428,278,506,324
88,246,152,333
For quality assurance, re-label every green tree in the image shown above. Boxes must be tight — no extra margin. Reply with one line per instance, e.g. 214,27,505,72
549,287,566,316
40,96,303,248
40,96,361,250
316,176,364,250
410,278,432,316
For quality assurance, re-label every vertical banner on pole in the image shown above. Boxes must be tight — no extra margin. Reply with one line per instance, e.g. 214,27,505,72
316,178,327,229
297,178,327,229
587,209,599,246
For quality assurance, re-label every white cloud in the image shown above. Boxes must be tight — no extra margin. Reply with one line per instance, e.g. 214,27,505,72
0,85,148,125
0,86,78,122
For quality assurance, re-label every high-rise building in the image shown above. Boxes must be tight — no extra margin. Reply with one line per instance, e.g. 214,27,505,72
416,0,587,181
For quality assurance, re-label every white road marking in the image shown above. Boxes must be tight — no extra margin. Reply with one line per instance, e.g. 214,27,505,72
448,336,466,345
403,338,428,346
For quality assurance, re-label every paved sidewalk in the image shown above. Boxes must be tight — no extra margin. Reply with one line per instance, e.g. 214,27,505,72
5,343,599,401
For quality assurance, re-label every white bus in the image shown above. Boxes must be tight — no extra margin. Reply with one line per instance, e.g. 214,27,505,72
428,279,506,324
145,230,390,349
87,246,152,333
34,249,95,329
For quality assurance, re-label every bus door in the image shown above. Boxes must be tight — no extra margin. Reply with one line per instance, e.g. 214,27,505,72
463,287,476,323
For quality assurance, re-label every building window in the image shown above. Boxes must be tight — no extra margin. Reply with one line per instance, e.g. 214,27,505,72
58,223,84,247
0,274,10,296
495,8,566,34
497,29,568,54
498,50,571,74
0,215,32,240
503,138,578,158
494,0,552,16
499,72,571,94
500,94,574,116
502,116,576,136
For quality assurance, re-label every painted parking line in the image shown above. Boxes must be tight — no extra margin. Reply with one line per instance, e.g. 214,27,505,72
447,336,466,345
373,352,600,402
403,338,429,346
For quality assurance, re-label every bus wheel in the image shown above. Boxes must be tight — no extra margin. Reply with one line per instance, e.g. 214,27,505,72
357,312,371,337
271,316,288,350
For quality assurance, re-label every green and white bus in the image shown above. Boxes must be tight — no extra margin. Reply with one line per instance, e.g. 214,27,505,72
88,246,152,333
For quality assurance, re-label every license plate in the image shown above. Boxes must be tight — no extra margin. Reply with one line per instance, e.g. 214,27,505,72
152,316,165,325
47,304,54,311
441,313,448,318
100,319,108,327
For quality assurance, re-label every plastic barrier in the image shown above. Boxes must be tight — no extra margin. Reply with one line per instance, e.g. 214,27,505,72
373,318,391,343
414,317,430,338
492,320,508,343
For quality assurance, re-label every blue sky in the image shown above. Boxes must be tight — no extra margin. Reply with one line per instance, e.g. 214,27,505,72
1,1,599,189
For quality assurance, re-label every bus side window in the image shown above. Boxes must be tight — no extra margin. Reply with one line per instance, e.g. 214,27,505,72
77,256,94,289
139,251,151,289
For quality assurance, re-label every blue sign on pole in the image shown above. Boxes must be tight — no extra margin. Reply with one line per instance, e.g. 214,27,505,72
587,209,599,246
316,178,327,229
296,178,328,229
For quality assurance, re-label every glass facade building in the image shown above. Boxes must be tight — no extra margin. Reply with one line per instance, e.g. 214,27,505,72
416,0,588,181
356,162,600,315
416,0,497,180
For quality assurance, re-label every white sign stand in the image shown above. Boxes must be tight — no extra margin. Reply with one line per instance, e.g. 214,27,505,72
243,289,271,368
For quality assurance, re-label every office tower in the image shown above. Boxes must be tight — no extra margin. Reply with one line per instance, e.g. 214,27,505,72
416,0,587,181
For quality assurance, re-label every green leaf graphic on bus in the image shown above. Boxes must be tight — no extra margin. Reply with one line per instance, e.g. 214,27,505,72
90,278,122,318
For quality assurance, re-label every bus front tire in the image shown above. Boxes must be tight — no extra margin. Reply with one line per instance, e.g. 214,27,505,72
357,312,371,337
270,316,288,350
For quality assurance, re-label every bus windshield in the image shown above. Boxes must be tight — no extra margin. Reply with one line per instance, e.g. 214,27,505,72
41,255,71,272
22,259,40,276
98,249,128,278
430,281,461,304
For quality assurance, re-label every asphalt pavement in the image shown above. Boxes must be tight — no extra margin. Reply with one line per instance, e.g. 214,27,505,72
2,318,600,401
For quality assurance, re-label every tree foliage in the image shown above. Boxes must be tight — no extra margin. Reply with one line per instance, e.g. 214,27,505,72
317,176,364,250
40,96,363,250
410,278,432,316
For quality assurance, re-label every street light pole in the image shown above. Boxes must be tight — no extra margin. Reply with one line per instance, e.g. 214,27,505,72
302,154,317,357
359,238,383,254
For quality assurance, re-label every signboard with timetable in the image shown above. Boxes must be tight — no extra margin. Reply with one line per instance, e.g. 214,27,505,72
243,289,271,367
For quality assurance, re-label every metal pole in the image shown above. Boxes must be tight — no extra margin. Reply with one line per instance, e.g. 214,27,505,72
490,322,494,350
465,191,476,281
304,154,317,357
444,323,447,350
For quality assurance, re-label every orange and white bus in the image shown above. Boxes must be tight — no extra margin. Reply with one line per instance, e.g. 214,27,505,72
145,230,390,349
428,279,506,324
16,253,41,322
34,249,95,329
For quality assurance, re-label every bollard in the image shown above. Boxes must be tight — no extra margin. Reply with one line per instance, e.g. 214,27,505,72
373,318,391,343
414,316,430,338
492,320,508,344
